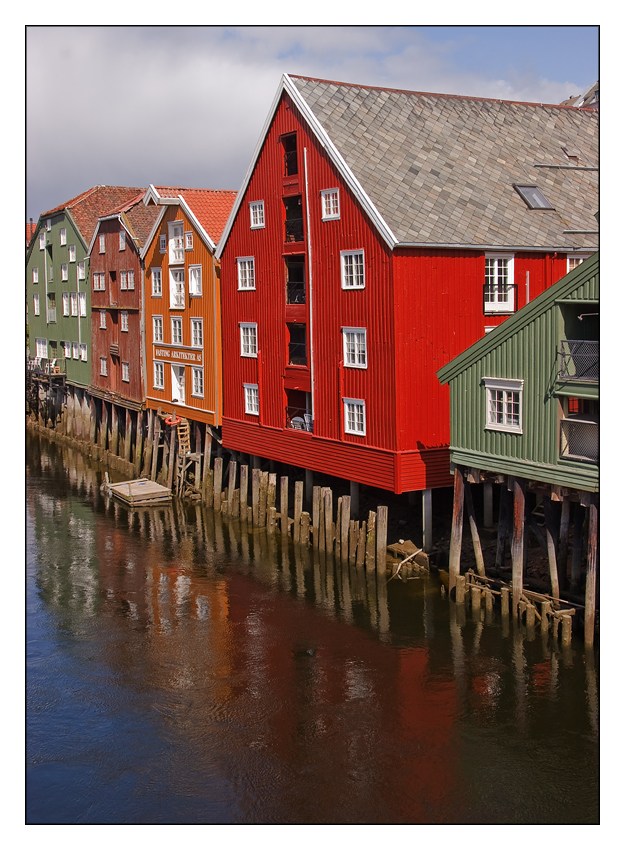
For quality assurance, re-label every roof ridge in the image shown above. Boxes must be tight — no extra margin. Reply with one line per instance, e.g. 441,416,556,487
288,73,596,111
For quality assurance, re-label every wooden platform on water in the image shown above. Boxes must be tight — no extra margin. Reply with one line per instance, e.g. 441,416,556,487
108,477,172,507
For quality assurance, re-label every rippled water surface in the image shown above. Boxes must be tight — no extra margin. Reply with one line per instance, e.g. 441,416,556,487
26,434,598,824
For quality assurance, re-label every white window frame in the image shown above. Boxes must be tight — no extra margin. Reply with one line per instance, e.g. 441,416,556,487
244,383,259,416
185,231,193,250
63,340,71,358
153,316,163,343
341,250,365,289
69,245,76,263
127,269,135,290
249,201,265,229
36,338,47,359
100,310,107,329
483,377,524,434
61,263,68,281
192,366,204,398
151,267,162,297
121,311,129,332
79,292,86,317
39,231,46,249
191,318,203,348
93,273,105,291
189,265,202,297
343,398,366,435
119,230,126,251
240,323,258,358
100,356,108,376
154,361,164,390
32,268,39,283
62,292,70,316
567,253,591,273
484,253,515,314
48,266,53,281
78,261,85,280
120,271,128,290
80,343,87,362
33,294,40,316
60,227,67,246
70,292,78,317
122,361,130,382
46,219,51,232
169,268,185,309
321,188,340,220
168,221,185,265
171,316,183,345
72,342,79,360
237,257,256,290
159,234,167,253
99,234,106,254
342,327,367,369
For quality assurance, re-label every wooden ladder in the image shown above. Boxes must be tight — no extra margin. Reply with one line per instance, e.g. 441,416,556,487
175,419,192,495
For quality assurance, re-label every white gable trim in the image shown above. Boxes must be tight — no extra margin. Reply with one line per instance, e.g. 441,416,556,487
139,187,216,260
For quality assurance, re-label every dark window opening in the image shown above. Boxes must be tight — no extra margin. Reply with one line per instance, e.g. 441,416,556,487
287,322,307,366
285,389,312,431
286,256,306,304
282,133,298,176
283,196,304,243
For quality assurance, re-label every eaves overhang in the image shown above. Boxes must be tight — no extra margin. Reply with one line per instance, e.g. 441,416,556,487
140,185,217,260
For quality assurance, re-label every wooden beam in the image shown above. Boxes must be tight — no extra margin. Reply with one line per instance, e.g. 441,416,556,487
542,498,560,601
448,465,465,591
464,480,485,576
510,477,526,614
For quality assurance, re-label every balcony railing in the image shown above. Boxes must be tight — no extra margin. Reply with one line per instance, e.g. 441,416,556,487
558,339,598,382
286,280,306,304
286,407,313,432
285,217,304,243
560,416,598,463
27,356,66,376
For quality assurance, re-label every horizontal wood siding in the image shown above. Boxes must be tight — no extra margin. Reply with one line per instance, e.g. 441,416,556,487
143,205,222,425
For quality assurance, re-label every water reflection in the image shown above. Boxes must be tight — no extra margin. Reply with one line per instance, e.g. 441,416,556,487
27,435,598,824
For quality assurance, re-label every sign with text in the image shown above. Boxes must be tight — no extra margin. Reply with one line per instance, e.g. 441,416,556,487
154,347,203,364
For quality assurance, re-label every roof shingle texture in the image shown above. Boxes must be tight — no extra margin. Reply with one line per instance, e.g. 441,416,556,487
290,76,598,249
153,187,238,244
43,186,144,246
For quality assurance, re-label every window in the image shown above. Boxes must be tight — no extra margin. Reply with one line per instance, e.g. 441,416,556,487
170,268,185,308
484,254,515,313
153,316,163,343
100,310,106,329
36,338,47,359
61,263,68,281
282,133,298,176
185,231,193,250
192,367,204,397
80,343,87,362
70,292,78,316
321,189,340,220
341,250,365,289
513,185,554,210
151,268,162,296
61,293,69,316
93,273,105,291
127,270,134,290
79,292,86,317
99,234,105,253
47,293,56,323
171,365,185,404
484,377,523,433
171,317,183,345
72,342,79,360
342,328,367,368
240,323,258,357
344,398,366,435
33,294,40,315
39,231,45,249
285,256,305,304
78,261,85,280
69,245,76,263
100,356,108,376
169,221,185,264
119,230,126,251
121,311,129,332
46,219,51,231
60,227,66,246
567,254,591,273
63,340,71,358
32,268,39,283
120,271,127,290
244,383,259,416
189,265,202,297
154,361,164,390
159,234,167,253
250,201,265,229
122,362,130,382
48,266,53,281
237,257,255,290
191,318,203,348
287,323,307,366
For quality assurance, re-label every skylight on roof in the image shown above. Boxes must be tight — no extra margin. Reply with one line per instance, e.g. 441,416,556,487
514,185,554,210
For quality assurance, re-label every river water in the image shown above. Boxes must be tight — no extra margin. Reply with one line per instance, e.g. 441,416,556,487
26,432,599,824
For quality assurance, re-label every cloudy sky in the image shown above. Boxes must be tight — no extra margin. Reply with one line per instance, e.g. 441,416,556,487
26,25,598,222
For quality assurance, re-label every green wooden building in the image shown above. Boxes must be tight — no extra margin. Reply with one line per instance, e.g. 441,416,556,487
437,253,598,643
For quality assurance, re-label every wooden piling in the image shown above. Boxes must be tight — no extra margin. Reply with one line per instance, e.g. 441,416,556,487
335,497,342,559
100,400,109,450
150,415,161,482
259,470,268,528
341,495,351,565
110,404,119,457
557,497,571,591
239,464,249,521
280,476,289,536
365,510,376,571
227,460,237,517
267,473,276,517
455,573,466,605
376,505,388,577
471,584,481,613
294,480,303,543
300,511,310,547
202,425,213,505
124,408,132,463
251,468,260,526
571,502,585,593
584,496,598,646
562,614,573,646
357,521,366,570
542,498,560,601
464,480,485,576
349,519,358,566
324,488,333,555
495,484,508,570
194,423,202,491
267,505,277,534
510,477,526,615
213,456,223,513
483,481,494,529
449,465,465,591
501,586,510,617
134,411,144,476
166,425,176,491
312,485,321,550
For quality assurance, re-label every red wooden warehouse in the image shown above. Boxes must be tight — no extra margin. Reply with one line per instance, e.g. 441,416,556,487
215,75,598,524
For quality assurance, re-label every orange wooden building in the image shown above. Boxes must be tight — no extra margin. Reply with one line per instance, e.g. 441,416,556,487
141,186,237,430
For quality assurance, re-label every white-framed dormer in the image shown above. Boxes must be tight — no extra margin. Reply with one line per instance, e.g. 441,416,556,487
168,220,185,265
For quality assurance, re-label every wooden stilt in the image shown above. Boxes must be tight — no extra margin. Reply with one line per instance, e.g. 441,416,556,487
100,400,109,450
542,498,560,601
110,404,119,457
294,480,303,542
571,502,584,593
213,456,223,513
350,480,359,520
227,460,237,517
584,496,598,647
510,477,526,615
357,521,366,569
376,505,388,577
349,519,358,566
557,497,571,591
251,467,260,526
455,573,466,605
483,481,494,529
202,426,213,504
464,480,485,576
449,465,465,591
124,408,132,463
239,465,249,521
312,485,321,550
166,425,176,491
422,488,433,553
267,473,276,519
194,423,202,491
341,495,351,565
300,511,310,547
150,415,161,482
134,411,144,476
495,484,508,570
324,488,333,555
335,498,342,560
365,510,376,571
280,476,289,536
318,486,325,551
305,468,314,508
89,397,97,445
259,470,268,528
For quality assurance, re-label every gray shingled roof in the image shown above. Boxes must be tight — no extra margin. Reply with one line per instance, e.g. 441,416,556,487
289,76,598,250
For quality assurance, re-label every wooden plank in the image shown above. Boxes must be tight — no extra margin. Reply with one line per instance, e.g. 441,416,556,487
300,511,310,548
281,476,289,536
252,467,260,527
376,505,388,576
365,510,376,572
294,480,303,543
240,464,249,521
312,485,321,550
584,497,598,646
341,495,351,565
324,488,333,555
227,460,237,517
448,465,464,591
357,520,366,569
